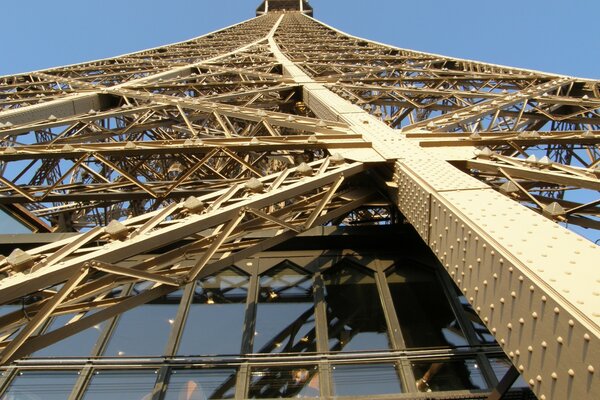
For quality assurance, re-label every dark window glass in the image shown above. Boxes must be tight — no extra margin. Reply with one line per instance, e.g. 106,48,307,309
103,303,176,357
82,370,156,400
323,261,391,352
387,265,468,348
489,358,530,389
253,262,316,353
457,294,497,344
164,369,236,400
32,312,106,358
412,359,487,392
178,268,249,356
2,370,79,399
248,365,319,398
332,364,402,396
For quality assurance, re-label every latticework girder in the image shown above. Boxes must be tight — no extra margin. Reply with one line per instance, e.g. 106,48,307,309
0,5,598,400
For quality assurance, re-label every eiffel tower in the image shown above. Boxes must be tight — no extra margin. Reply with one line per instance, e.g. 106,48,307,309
0,1,597,399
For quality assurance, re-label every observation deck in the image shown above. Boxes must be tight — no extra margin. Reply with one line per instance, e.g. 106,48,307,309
256,0,313,16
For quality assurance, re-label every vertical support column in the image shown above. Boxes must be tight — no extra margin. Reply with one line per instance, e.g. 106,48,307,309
241,262,260,354
151,283,196,400
375,264,417,392
313,269,332,398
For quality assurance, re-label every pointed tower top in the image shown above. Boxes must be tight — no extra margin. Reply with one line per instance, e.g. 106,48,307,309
256,0,313,16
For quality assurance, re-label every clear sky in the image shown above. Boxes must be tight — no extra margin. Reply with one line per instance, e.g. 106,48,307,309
1,0,599,235
0,0,599,79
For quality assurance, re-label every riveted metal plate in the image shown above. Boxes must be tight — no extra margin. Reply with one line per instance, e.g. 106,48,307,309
394,163,431,242
398,158,489,192
429,189,599,400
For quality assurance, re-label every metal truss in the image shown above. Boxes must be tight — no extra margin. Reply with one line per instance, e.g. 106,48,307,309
0,4,598,400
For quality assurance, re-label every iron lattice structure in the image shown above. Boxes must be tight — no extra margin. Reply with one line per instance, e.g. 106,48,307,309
0,1,598,399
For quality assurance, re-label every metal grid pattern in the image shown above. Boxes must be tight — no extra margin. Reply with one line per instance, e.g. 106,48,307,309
0,3,597,399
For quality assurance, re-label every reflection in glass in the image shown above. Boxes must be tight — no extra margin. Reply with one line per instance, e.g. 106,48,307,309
2,370,79,399
457,294,497,344
489,358,531,390
164,369,236,400
32,313,106,358
103,303,176,357
323,261,390,352
254,262,316,353
82,370,156,400
387,265,468,348
332,364,402,396
178,268,249,356
412,359,486,392
248,365,319,398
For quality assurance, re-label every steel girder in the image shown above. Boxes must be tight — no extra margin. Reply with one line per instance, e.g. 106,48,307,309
0,6,597,400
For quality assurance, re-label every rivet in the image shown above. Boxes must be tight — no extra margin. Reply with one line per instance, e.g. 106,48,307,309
490,304,495,309
484,317,489,322
492,328,497,333
554,307,560,314
528,346,534,352
528,379,535,386
508,267,514,273
483,280,488,286
509,351,515,358
500,298,505,304
518,276,523,282
551,372,558,379
568,320,575,327
536,375,542,382
529,285,535,292
493,273,498,279
541,341,547,348
540,395,546,400
541,296,547,302
518,365,525,372
584,333,591,341
532,312,538,319
511,291,517,298
568,369,575,377
588,365,595,374
557,336,564,344
500,338,505,344
515,350,521,356
519,318,525,324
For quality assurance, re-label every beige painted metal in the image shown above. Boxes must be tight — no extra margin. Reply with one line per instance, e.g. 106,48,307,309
268,16,599,399
0,6,598,399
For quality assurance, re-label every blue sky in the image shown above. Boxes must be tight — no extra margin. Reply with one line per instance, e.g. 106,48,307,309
0,0,599,78
1,0,599,234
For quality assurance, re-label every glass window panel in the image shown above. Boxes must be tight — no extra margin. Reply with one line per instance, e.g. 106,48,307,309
457,294,497,344
332,364,402,396
82,370,156,400
412,359,487,392
489,358,531,389
2,370,79,400
32,313,106,358
323,261,391,352
103,303,176,357
387,265,468,348
248,365,319,398
178,268,249,356
254,263,316,353
164,369,236,400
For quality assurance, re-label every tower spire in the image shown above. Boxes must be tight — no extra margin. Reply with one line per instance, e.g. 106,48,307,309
256,0,313,16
